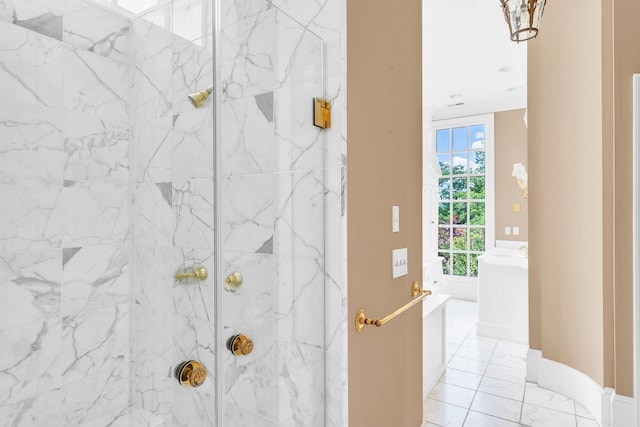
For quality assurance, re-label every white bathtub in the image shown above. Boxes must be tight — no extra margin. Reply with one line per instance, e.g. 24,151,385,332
477,246,529,344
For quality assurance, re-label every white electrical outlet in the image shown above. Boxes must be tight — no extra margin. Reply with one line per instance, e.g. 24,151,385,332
392,248,408,278
392,206,400,233
505,227,511,235
513,227,520,236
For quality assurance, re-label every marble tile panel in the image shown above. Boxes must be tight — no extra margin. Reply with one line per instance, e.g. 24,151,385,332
0,104,63,180
271,0,343,77
173,0,213,44
275,255,324,347
79,407,165,427
323,257,345,354
132,53,173,123
173,178,215,249
469,392,522,423
577,416,599,427
224,402,274,427
132,245,178,310
0,389,63,426
273,9,323,88
131,304,172,422
135,183,173,246
172,108,214,181
63,112,129,183
221,92,276,176
172,35,214,115
220,252,274,334
60,304,129,426
220,0,272,28
520,403,577,427
63,0,129,63
63,46,128,125
324,349,346,427
523,382,576,415
172,248,215,321
61,244,129,316
171,381,215,427
61,181,129,247
0,0,63,40
223,328,274,420
0,21,63,109
0,249,61,329
575,402,595,420
275,340,324,426
429,381,476,409
221,173,275,253
0,177,63,252
133,114,173,183
422,397,468,427
274,169,324,259
0,318,62,406
273,80,324,172
131,4,173,64
220,9,277,99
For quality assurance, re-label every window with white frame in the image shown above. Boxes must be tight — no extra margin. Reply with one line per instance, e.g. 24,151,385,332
435,115,494,278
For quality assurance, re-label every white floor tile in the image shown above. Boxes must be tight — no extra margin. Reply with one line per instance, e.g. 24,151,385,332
524,382,575,415
575,402,595,420
429,382,476,409
440,368,483,391
470,392,522,423
449,356,489,376
463,410,521,427
577,416,599,427
421,422,442,427
494,341,529,358
423,397,468,427
490,352,527,371
520,403,577,427
478,376,525,401
460,336,498,352
455,345,494,362
484,363,526,384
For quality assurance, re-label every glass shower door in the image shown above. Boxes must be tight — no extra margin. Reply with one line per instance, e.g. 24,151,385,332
216,3,326,426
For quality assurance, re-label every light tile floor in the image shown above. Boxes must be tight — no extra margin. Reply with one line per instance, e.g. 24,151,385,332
422,299,600,427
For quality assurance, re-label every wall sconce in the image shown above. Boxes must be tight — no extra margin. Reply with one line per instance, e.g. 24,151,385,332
500,0,548,42
512,162,528,198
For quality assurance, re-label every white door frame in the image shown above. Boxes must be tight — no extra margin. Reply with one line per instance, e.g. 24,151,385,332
633,74,640,426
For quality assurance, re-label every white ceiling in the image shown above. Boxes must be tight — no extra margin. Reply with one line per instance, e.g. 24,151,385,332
423,0,527,119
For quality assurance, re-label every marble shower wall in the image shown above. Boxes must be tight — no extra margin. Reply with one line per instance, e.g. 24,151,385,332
219,0,346,425
130,2,217,426
0,0,131,426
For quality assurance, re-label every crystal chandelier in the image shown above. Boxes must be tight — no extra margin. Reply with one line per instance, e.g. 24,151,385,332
500,0,547,42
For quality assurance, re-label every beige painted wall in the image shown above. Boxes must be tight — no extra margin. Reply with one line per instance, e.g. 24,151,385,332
495,109,528,242
347,0,424,425
528,0,605,387
529,0,640,396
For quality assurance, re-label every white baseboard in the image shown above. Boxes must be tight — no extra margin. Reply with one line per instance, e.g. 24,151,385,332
611,394,636,427
423,363,445,400
528,353,637,427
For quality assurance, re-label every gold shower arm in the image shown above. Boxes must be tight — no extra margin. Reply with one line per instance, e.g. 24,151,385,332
355,281,432,332
175,266,208,281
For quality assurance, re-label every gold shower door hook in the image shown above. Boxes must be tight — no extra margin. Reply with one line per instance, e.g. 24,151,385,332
175,266,208,281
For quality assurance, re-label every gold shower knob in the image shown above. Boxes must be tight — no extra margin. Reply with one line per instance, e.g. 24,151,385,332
175,360,207,387
175,266,208,281
228,334,253,356
224,271,243,292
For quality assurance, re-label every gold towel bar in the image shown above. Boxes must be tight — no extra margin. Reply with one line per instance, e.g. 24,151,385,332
355,281,432,332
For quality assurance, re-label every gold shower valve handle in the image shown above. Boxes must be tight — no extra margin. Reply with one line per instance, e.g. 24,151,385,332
175,266,208,281
224,271,243,292
175,360,207,387
229,334,253,356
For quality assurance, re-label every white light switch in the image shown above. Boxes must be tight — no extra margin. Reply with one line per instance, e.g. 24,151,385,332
392,206,400,233
513,226,520,236
505,227,511,236
392,248,408,278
